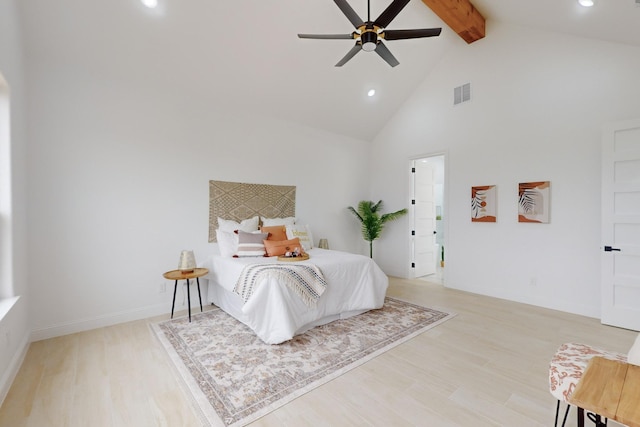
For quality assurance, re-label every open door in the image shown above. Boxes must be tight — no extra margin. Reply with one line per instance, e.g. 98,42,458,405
601,119,640,331
411,159,436,277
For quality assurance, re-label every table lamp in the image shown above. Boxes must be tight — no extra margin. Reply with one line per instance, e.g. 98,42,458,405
178,250,196,273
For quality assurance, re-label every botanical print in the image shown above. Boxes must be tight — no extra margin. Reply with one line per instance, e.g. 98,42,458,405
518,181,550,223
471,185,497,222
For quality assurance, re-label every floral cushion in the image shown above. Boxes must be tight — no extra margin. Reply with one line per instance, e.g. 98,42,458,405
548,342,627,402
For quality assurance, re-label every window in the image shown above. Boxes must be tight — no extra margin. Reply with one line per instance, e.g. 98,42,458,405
0,71,12,299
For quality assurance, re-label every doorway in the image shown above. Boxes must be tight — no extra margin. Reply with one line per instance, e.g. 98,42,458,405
410,154,445,283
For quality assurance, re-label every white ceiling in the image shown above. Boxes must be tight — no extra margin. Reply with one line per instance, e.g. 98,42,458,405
18,0,640,141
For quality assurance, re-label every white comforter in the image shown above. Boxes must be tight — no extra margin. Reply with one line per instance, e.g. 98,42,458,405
202,248,388,344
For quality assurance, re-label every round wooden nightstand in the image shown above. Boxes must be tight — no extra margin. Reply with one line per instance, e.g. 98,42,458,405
163,267,208,322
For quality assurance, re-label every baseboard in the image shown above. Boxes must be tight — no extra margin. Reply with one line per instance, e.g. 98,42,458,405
2,302,210,400
445,281,599,319
30,303,175,342
0,332,30,407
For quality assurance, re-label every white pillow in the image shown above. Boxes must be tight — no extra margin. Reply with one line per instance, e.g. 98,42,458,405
261,216,296,226
216,229,238,257
286,224,314,251
628,333,640,366
217,216,259,233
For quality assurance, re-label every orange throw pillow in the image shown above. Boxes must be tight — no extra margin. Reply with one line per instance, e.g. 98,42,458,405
260,225,288,241
263,238,303,257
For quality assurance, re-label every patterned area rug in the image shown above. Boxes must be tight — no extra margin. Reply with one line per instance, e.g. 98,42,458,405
151,297,454,427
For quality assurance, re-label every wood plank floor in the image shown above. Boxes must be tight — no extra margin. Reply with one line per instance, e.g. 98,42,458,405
0,277,636,427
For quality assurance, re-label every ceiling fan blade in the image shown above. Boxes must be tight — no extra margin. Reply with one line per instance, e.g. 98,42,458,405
374,41,399,67
298,33,354,39
383,28,442,41
374,0,410,29
335,43,362,67
334,0,364,28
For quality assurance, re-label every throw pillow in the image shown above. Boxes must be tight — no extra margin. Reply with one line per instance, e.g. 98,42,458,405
261,216,296,226
261,225,288,241
218,216,259,233
286,224,314,251
216,229,239,257
263,238,303,257
235,230,269,257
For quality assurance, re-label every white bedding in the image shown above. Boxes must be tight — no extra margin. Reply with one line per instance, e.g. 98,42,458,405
202,248,388,344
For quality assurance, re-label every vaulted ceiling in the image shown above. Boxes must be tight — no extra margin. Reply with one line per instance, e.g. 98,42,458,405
17,0,640,141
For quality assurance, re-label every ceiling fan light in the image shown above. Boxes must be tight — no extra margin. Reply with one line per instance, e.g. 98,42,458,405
362,42,376,52
361,31,377,52
578,0,594,7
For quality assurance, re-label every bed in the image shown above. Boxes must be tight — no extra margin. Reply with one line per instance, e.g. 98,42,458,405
202,248,388,344
202,180,389,344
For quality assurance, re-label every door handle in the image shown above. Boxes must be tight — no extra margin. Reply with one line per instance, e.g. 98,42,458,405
604,246,621,252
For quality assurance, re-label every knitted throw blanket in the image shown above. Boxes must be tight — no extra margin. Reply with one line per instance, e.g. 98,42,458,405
234,263,327,308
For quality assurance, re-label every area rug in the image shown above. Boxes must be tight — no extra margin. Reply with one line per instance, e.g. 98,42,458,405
151,297,455,427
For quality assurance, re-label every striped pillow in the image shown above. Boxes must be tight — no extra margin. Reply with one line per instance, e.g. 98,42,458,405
234,231,268,257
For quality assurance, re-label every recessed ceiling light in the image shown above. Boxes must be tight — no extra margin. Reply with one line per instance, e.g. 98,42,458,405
578,0,594,7
367,89,376,97
141,0,158,8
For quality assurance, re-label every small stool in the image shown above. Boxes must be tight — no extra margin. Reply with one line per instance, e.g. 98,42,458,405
162,268,208,322
549,342,627,427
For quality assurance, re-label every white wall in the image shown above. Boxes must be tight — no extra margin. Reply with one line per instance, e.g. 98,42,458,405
0,0,30,405
24,66,371,339
371,22,640,318
17,10,640,344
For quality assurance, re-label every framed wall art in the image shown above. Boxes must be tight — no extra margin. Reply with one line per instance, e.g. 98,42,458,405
518,181,550,223
471,185,497,222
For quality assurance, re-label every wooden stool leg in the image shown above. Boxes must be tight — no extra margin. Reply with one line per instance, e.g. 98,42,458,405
196,277,203,312
171,280,178,319
186,278,191,322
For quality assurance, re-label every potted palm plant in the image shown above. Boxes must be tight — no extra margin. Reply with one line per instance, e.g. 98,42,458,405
347,200,408,258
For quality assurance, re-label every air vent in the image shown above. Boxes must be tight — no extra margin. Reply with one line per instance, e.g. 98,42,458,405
454,83,471,105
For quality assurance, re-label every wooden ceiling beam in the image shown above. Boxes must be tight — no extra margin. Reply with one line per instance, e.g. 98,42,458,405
421,0,485,44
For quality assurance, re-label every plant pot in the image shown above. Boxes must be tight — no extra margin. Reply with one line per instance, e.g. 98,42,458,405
440,261,445,268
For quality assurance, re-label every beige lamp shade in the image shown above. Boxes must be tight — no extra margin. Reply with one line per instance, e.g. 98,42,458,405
318,239,329,249
178,250,196,273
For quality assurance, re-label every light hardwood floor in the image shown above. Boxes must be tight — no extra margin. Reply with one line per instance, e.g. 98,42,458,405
0,278,636,427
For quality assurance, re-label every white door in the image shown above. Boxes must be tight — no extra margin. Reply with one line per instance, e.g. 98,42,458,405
412,160,436,277
601,119,640,331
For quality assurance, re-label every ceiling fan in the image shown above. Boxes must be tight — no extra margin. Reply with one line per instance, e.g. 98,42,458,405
298,0,442,67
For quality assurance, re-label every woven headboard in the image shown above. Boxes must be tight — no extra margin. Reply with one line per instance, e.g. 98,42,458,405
208,180,296,242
